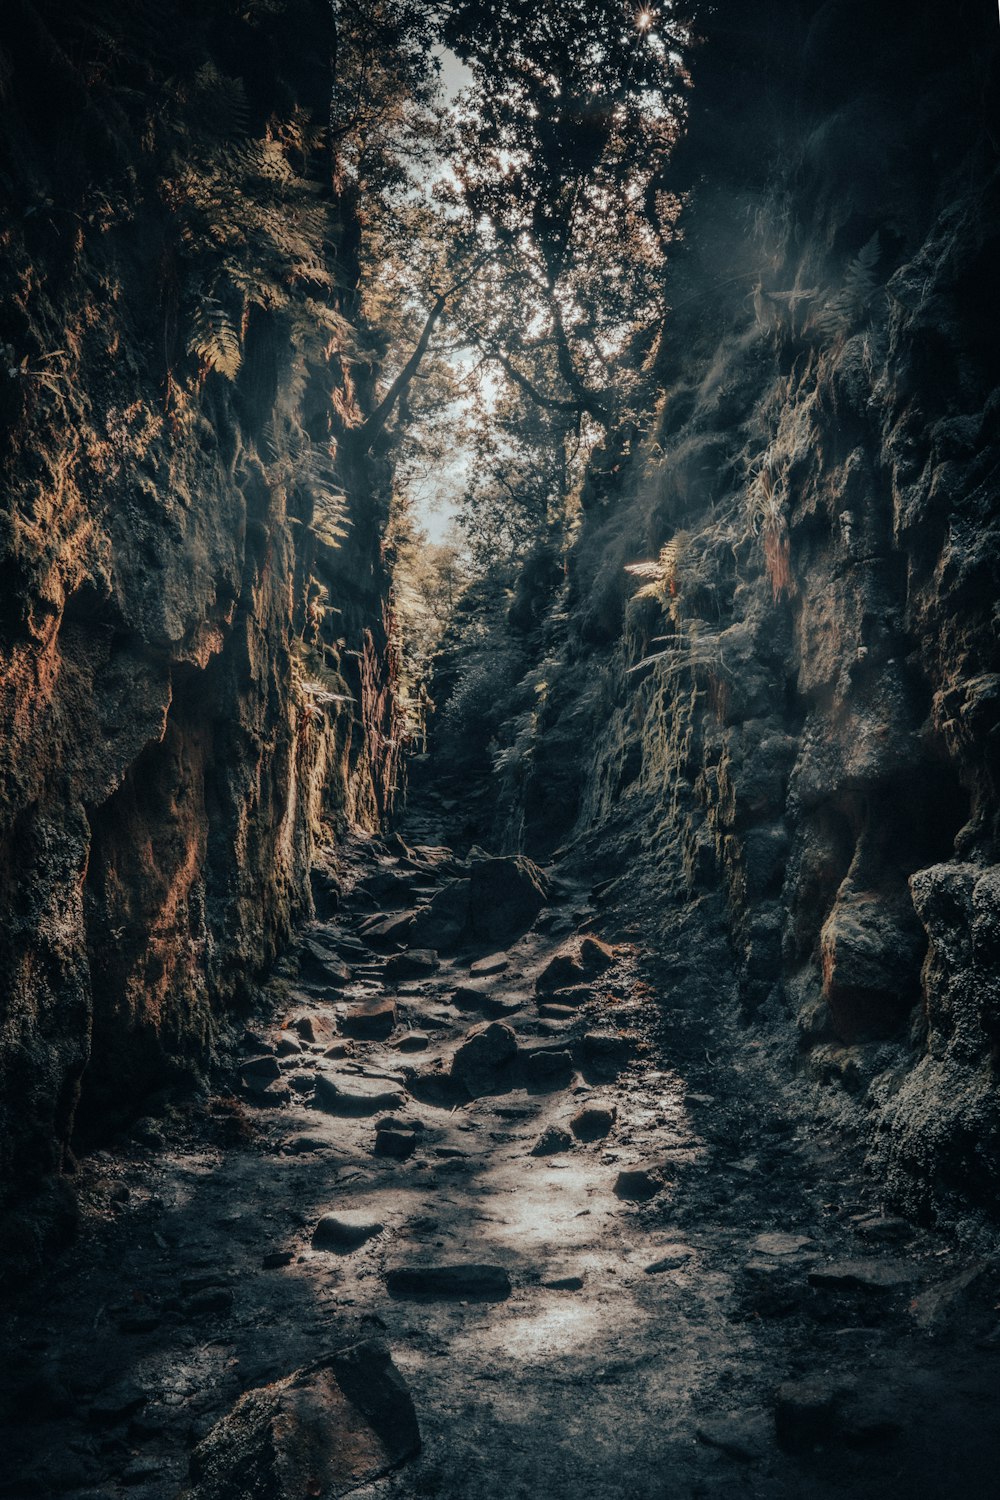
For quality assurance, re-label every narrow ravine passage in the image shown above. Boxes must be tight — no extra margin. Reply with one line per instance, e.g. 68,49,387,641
3,799,997,1500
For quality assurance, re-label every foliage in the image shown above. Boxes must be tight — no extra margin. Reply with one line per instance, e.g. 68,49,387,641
813,233,881,341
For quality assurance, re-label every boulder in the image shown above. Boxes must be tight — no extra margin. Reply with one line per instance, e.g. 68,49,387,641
312,1212,384,1252
374,1128,418,1160
299,938,352,987
360,911,417,949
536,935,615,995
411,879,471,950
468,855,548,943
183,1341,419,1499
450,1022,518,1096
820,886,925,1041
342,999,397,1041
385,949,438,981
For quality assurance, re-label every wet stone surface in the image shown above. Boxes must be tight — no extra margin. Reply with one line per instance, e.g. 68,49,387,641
1,827,998,1500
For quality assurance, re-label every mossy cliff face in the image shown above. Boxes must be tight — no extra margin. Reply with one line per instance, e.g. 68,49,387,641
498,0,1000,1222
0,0,399,1260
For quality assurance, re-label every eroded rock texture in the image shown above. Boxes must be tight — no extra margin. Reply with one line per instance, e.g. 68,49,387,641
476,0,1000,1222
0,0,399,1264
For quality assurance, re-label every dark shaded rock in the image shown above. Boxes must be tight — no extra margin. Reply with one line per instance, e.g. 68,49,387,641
385,949,438,981
313,1075,404,1117
275,1035,302,1057
292,1015,333,1045
524,1048,574,1088
570,1104,616,1141
536,935,615,995
530,1126,573,1156
360,911,417,948
468,855,548,943
696,1414,768,1461
820,887,925,1041
909,1262,990,1331
739,1259,806,1318
536,951,585,994
393,1031,430,1052
411,878,471,950
262,1251,294,1269
751,1232,815,1257
88,1382,148,1425
342,998,397,1041
580,1032,634,1074
470,952,510,977
453,982,523,1019
644,1244,694,1273
374,1128,417,1159
542,1274,584,1291
450,1022,518,1095
312,1212,384,1251
807,1259,919,1293
852,1215,911,1244
183,1341,419,1499
385,1262,511,1300
183,1288,234,1318
300,939,352,988
774,1374,903,1453
614,1166,665,1202
240,1055,281,1089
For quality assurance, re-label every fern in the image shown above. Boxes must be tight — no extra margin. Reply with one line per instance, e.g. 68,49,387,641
815,233,881,340
187,299,242,379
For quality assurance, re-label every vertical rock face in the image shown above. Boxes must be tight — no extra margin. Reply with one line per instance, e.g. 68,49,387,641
491,0,1000,1219
0,0,399,1258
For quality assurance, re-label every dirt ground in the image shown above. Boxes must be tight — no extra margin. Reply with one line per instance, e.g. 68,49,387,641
2,820,998,1500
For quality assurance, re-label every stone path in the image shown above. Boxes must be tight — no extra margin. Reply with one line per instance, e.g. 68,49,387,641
2,830,998,1499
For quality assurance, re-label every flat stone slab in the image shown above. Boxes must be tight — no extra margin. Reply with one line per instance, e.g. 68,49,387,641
393,1031,430,1052
182,1340,420,1499
453,982,523,1019
752,1233,815,1257
313,1074,405,1117
299,938,352,986
385,1262,512,1300
342,998,397,1041
386,949,438,980
470,953,510,977
808,1258,919,1293
645,1244,695,1273
312,1211,384,1252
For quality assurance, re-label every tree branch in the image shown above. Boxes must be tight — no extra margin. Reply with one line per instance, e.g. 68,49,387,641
352,293,447,452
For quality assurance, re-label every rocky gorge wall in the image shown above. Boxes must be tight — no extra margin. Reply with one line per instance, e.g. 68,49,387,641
0,0,400,1265
485,0,1000,1226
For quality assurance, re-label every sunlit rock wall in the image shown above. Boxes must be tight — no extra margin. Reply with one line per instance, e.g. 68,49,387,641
0,0,399,1264
503,0,1000,1222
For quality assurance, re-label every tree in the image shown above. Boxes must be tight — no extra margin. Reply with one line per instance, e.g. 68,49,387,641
439,0,690,430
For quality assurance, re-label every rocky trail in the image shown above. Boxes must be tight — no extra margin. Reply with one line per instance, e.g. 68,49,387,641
3,818,998,1500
